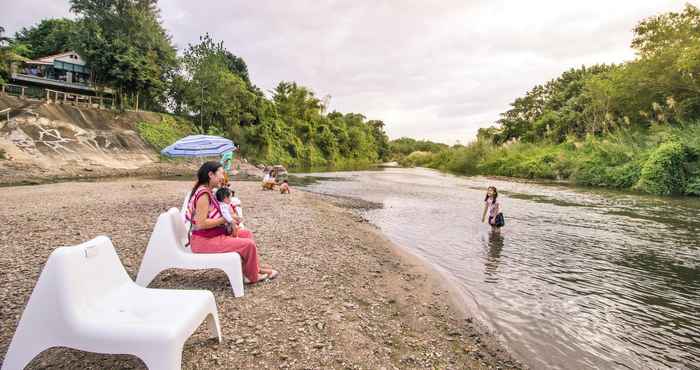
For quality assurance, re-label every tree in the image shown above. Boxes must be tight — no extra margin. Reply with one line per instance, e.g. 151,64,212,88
14,18,78,59
367,120,390,160
632,4,700,57
175,34,259,133
70,0,178,110
629,3,700,121
0,27,30,83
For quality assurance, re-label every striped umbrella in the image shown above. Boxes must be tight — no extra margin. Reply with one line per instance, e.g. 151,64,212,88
161,135,236,157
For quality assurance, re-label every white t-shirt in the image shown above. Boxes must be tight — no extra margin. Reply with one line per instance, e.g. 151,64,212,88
219,202,234,223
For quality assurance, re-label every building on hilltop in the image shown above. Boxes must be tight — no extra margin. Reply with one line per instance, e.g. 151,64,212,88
10,51,113,95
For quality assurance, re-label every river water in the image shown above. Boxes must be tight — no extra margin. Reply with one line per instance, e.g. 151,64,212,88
297,167,700,369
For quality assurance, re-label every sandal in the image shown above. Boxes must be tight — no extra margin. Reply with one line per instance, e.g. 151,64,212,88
243,273,268,284
266,269,280,281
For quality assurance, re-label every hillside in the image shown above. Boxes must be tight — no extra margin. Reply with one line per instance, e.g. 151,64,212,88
0,95,197,185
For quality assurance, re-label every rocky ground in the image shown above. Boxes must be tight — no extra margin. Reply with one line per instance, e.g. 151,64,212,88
0,158,267,187
0,179,522,369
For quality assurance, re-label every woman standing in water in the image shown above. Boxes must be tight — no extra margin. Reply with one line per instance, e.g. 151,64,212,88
482,186,503,231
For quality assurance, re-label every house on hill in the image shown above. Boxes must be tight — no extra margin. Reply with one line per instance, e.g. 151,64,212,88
11,51,112,95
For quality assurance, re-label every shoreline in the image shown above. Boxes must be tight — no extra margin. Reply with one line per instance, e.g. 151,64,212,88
304,190,519,363
0,179,521,369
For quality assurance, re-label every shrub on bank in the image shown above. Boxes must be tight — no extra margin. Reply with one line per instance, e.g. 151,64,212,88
634,140,689,195
397,123,700,197
569,133,647,188
399,151,436,167
136,114,194,152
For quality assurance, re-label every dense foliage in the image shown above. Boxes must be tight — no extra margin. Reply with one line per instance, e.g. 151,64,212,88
13,19,78,59
395,4,700,196
1,1,390,168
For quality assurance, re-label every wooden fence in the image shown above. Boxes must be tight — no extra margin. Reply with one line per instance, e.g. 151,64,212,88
1,83,116,110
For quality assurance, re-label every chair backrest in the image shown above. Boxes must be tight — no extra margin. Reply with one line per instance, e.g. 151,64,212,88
181,191,192,232
168,207,189,247
180,190,191,217
7,236,131,344
49,236,131,313
144,208,188,256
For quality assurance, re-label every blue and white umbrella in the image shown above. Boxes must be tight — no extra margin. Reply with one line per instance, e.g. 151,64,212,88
161,135,236,157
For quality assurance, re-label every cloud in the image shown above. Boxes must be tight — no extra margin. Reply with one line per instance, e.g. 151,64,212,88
2,0,687,143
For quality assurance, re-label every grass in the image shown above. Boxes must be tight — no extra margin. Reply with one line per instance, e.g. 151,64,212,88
135,114,195,152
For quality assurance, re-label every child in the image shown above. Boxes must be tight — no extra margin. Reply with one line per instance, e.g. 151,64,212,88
482,186,504,230
280,179,290,194
215,187,236,235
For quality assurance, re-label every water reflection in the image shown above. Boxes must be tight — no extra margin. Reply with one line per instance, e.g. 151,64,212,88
484,230,504,283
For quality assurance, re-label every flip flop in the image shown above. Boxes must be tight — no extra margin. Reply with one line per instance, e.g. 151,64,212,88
266,269,280,281
243,273,269,284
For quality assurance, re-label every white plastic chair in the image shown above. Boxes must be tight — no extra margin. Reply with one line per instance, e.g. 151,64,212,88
180,190,190,218
1,236,222,370
136,208,245,297
180,190,192,232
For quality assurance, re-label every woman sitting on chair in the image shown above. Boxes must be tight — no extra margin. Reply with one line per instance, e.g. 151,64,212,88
188,161,278,283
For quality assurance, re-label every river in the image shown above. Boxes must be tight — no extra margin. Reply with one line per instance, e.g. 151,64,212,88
296,167,700,369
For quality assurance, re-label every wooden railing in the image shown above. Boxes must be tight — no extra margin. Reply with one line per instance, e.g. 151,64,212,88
45,89,115,109
0,83,115,110
0,108,10,122
1,84,32,98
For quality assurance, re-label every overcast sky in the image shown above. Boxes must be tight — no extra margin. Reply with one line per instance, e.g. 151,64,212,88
3,0,688,143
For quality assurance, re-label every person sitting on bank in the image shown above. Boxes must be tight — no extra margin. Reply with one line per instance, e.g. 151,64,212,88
188,161,277,283
280,179,290,194
262,168,277,190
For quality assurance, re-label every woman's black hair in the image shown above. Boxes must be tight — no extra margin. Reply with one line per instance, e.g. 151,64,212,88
190,161,223,198
485,186,498,202
215,187,231,202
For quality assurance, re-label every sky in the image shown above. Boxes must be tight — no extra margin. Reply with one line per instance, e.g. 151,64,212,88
2,0,690,144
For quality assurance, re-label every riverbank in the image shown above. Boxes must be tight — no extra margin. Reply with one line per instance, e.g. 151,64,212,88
396,124,700,197
0,179,521,369
0,158,268,187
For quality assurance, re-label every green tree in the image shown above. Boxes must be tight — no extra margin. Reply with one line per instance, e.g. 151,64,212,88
14,18,78,59
174,34,259,133
69,0,178,111
0,27,30,83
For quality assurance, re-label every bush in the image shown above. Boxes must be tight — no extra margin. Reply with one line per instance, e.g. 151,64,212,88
686,176,700,196
399,151,435,167
634,140,688,195
569,131,648,188
136,114,194,152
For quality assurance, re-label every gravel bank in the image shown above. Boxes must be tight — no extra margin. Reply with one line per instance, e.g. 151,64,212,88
0,179,521,369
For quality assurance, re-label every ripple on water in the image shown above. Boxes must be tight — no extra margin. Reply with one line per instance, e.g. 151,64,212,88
299,168,700,369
